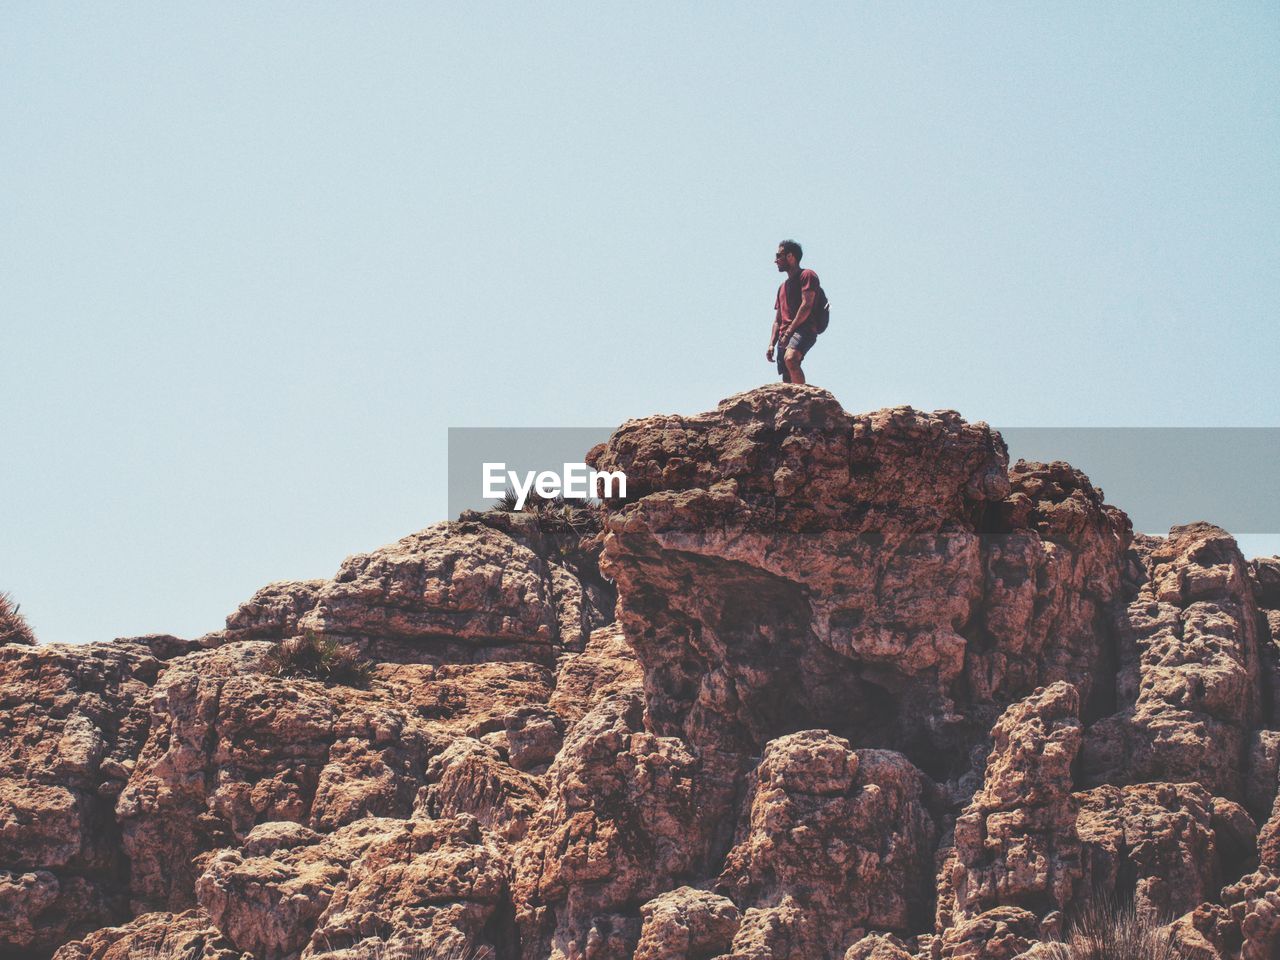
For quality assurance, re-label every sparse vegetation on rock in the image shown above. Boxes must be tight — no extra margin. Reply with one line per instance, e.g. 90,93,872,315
1034,893,1189,959
0,590,36,645
263,630,373,685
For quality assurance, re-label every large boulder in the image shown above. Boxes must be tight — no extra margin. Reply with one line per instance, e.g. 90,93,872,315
1076,782,1255,924
590,386,1127,784
221,515,614,664
512,694,728,960
0,641,164,953
938,683,1083,933
115,640,552,914
1082,524,1263,801
717,732,937,959
195,815,511,959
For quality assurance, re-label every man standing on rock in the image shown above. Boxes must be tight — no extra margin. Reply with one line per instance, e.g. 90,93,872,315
766,239,829,385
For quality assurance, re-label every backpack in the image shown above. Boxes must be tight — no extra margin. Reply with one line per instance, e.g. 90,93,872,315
813,286,831,333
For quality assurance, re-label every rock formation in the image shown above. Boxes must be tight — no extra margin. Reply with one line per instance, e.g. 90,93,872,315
0,383,1275,959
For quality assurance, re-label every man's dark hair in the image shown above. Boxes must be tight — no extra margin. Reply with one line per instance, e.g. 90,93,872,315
778,239,803,262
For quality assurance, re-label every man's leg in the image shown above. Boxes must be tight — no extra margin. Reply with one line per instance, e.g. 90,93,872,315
784,348,805,385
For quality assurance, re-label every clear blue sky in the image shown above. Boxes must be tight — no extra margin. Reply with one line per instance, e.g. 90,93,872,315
4,4,1278,644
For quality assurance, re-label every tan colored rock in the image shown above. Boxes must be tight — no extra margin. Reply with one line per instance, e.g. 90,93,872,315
549,624,643,726
50,909,243,960
1075,782,1251,925
1221,868,1280,960
634,886,740,960
1082,524,1264,800
590,387,1126,793
303,815,512,958
718,732,936,958
718,896,815,960
195,815,509,960
414,738,545,843
1168,903,1237,960
195,820,343,958
374,659,556,737
513,694,725,960
842,933,914,960
591,389,1011,759
939,906,1040,960
972,461,1129,721
939,684,1082,932
21,394,1280,960
0,641,163,953
116,641,546,913
222,579,326,641
225,516,613,665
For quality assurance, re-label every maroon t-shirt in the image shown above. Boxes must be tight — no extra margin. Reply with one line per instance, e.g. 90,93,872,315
775,269,822,326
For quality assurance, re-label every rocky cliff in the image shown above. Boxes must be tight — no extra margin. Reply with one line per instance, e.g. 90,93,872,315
3,385,1278,960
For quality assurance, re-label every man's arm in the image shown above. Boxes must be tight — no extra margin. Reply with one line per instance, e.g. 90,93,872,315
767,307,783,359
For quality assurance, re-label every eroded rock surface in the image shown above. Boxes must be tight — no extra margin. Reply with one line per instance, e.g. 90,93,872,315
7,385,1280,960
937,683,1083,932
0,641,164,953
195,815,511,959
50,909,241,960
590,387,1126,787
221,515,614,665
1076,782,1253,923
513,693,728,960
718,732,936,959
1082,524,1264,800
634,886,740,960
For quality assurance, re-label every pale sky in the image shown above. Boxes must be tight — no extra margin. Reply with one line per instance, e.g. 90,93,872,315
4,3,1278,643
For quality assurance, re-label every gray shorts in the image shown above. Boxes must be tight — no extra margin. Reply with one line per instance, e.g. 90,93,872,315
777,325,818,375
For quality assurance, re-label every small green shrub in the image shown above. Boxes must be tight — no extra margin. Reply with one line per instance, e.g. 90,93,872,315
264,631,372,686
0,592,36,646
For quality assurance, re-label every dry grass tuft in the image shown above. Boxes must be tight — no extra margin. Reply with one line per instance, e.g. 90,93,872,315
264,630,372,686
490,489,601,535
314,935,494,960
1039,893,1191,960
0,592,36,645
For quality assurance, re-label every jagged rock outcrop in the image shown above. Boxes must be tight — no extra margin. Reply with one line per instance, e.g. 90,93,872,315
0,641,166,953
842,933,914,960
1082,524,1264,801
115,639,564,914
50,909,241,960
937,683,1083,931
220,514,614,663
7,384,1280,960
937,906,1041,960
548,623,643,725
1075,782,1255,923
717,732,936,959
589,387,1127,783
512,693,729,960
195,815,512,958
633,887,741,960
